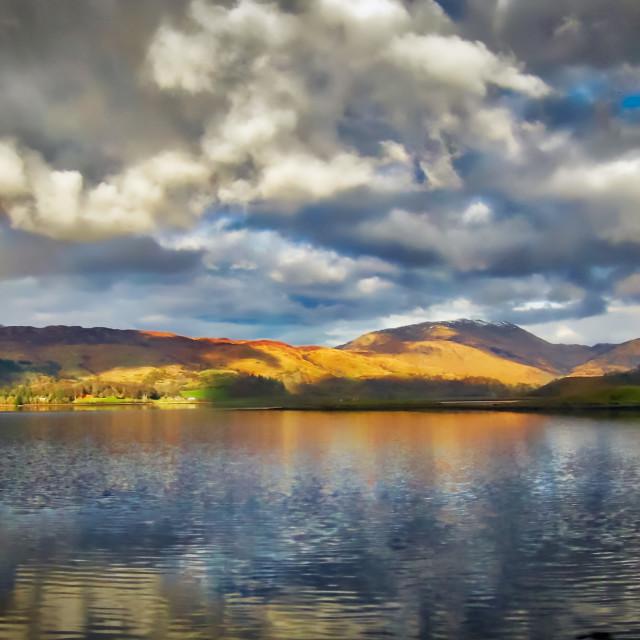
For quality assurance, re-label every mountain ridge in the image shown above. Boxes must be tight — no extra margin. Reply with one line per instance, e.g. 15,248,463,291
0,320,637,401
337,318,606,376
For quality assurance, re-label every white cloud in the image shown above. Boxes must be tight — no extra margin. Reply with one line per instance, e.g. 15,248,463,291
553,325,583,342
0,145,211,239
257,152,376,202
523,303,640,346
462,201,493,225
160,217,397,290
468,108,521,157
0,0,549,240
147,25,216,93
544,152,640,242
512,300,568,311
380,298,485,328
364,209,438,252
0,140,28,196
270,246,350,286
385,34,549,97
549,154,640,201
357,276,392,294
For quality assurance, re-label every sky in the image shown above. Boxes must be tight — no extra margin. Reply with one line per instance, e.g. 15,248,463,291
1,0,640,346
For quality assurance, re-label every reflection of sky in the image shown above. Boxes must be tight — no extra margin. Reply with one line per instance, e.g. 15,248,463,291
2,410,640,638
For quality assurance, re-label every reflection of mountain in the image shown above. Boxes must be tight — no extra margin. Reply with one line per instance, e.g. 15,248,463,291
0,320,639,398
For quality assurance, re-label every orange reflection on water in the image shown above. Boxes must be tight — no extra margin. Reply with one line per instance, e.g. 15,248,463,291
224,410,552,491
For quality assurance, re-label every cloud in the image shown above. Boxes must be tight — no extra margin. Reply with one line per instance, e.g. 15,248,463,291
523,303,640,346
2,0,640,344
0,143,214,239
615,274,640,300
0,221,204,283
360,206,535,271
545,153,640,242
163,216,397,291
485,0,640,70
0,0,548,240
385,33,549,97
0,140,28,196
461,200,492,225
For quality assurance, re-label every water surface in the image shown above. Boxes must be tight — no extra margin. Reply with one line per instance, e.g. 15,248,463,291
1,409,640,639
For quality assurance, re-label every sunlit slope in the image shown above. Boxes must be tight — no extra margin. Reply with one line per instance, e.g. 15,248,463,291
569,339,640,376
303,340,553,385
339,319,600,375
0,323,556,389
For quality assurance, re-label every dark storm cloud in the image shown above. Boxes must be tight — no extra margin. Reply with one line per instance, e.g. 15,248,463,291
248,191,640,283
0,0,196,174
0,223,203,282
457,0,640,71
501,293,608,327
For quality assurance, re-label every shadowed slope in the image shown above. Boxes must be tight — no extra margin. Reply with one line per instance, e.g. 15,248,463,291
532,367,640,406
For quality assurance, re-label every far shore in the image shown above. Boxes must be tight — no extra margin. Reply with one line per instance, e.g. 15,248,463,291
2,398,640,414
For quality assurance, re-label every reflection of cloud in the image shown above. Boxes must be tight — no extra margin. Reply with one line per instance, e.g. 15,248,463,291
10,563,164,638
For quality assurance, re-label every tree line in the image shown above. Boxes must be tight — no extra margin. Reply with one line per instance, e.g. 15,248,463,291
0,380,161,406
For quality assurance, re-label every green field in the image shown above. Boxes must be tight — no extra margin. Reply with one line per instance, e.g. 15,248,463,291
180,387,228,401
557,385,640,406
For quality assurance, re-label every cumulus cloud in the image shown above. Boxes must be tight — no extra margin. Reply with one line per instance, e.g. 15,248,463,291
549,154,640,203
163,216,397,292
0,0,548,239
386,33,549,97
0,142,212,239
0,140,28,196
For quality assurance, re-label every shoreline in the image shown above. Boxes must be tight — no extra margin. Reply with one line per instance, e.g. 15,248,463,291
2,399,640,415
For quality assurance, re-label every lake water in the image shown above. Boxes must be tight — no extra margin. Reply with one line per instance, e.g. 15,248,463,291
1,409,640,639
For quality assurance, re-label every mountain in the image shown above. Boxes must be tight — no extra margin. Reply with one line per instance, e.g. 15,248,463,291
569,339,640,377
0,320,638,403
0,321,556,390
338,319,608,375
531,367,640,406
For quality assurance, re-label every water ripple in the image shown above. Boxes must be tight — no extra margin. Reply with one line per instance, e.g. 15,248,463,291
1,410,640,639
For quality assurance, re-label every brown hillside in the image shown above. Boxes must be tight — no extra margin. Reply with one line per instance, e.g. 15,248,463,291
339,319,602,375
569,339,640,377
1,320,635,393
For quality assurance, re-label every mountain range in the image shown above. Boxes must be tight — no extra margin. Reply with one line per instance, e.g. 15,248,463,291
1,319,640,403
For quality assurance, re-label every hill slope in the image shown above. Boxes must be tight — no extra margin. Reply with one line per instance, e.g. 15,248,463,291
532,367,640,406
0,320,638,402
338,319,606,375
0,323,553,391
569,339,640,376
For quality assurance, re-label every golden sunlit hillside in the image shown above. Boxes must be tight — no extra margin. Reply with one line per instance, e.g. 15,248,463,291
0,320,638,403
